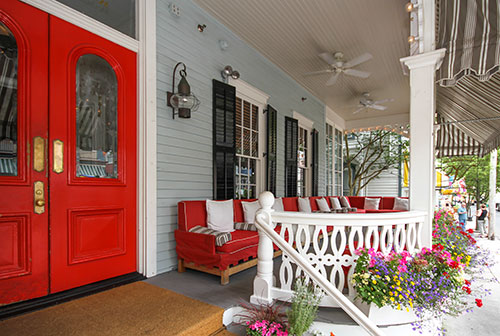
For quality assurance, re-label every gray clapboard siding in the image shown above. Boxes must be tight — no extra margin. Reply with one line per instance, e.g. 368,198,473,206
364,168,401,197
156,0,326,273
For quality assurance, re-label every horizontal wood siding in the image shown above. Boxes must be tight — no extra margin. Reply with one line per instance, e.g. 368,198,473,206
364,168,400,197
156,0,326,273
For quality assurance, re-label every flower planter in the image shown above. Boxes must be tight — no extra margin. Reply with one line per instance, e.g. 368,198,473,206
353,298,418,325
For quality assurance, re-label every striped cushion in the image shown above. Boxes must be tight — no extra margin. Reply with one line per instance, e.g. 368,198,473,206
188,225,232,246
234,222,257,231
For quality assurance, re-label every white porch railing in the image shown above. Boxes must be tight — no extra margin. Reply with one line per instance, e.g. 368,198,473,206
251,192,427,336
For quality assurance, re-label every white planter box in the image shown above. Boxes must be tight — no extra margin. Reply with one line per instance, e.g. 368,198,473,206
353,298,418,325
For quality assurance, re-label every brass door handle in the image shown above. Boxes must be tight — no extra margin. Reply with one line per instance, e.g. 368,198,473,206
34,181,45,214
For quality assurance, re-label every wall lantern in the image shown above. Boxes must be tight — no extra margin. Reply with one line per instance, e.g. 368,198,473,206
221,65,240,82
167,62,200,119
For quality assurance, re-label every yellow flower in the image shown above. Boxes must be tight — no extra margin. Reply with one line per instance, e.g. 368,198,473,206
372,280,377,285
410,281,415,286
397,304,401,310
389,292,393,296
397,287,402,292
390,297,395,302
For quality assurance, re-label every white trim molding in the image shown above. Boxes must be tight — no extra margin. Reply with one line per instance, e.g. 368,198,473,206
137,0,157,278
20,0,139,52
325,106,345,130
293,111,314,129
228,78,270,105
345,113,410,132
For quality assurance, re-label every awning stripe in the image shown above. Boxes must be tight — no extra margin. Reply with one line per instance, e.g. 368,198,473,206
435,115,485,158
437,0,500,86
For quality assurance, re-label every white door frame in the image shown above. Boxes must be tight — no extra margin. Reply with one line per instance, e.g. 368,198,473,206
20,0,157,277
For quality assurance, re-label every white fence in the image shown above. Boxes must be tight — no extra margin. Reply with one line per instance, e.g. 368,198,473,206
251,192,427,336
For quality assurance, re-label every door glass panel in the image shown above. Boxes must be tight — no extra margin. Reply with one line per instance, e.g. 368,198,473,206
76,54,118,179
57,0,136,38
0,23,18,176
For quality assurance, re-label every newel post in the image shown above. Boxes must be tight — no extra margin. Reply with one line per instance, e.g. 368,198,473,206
250,191,276,305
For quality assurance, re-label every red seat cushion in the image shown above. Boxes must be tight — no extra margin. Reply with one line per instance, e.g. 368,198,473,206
216,230,259,253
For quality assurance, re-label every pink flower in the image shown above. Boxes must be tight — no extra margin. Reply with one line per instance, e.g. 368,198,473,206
369,258,376,268
397,264,407,273
354,247,365,256
368,248,376,256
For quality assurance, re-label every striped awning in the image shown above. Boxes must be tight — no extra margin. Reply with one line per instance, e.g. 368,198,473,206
435,0,500,157
435,115,485,158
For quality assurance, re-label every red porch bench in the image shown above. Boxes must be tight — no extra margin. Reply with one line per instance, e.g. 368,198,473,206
175,196,407,284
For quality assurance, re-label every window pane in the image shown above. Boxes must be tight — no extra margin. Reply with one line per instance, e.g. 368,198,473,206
76,54,118,179
252,105,258,130
249,159,256,184
236,126,242,154
0,23,18,176
243,101,251,128
57,0,136,38
243,128,250,156
251,131,258,157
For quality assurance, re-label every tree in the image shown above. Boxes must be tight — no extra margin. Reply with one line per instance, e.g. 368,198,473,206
437,152,500,203
343,131,408,196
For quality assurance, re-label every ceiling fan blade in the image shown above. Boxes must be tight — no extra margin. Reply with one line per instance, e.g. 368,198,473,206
344,52,373,68
326,72,340,86
344,68,371,78
318,52,337,65
372,98,394,105
368,104,387,111
352,106,366,114
303,69,333,76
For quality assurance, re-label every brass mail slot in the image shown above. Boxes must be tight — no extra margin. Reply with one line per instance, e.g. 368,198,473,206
53,139,64,174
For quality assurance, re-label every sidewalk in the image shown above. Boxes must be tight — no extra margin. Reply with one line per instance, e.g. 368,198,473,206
442,220,500,336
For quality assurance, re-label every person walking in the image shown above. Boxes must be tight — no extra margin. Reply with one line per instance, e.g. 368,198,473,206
458,202,467,231
476,204,488,238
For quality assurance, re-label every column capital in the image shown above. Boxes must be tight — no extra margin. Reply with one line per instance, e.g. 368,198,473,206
400,48,446,71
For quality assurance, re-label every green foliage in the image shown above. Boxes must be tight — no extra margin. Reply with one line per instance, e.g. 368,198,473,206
287,277,323,336
438,153,499,202
343,131,408,196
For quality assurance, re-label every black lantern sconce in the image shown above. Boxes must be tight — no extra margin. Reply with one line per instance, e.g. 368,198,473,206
167,62,200,119
221,65,240,83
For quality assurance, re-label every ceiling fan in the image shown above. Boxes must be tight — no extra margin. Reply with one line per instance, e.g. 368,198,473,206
304,51,373,86
353,92,394,114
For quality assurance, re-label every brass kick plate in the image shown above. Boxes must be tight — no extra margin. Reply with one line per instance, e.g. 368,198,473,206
34,181,45,214
53,139,64,174
33,136,45,172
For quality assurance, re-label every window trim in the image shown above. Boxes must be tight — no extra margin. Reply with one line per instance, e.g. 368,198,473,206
293,111,313,197
229,79,269,198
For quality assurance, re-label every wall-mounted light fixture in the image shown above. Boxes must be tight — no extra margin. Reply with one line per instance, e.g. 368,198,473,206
221,65,240,82
167,62,200,119
197,24,206,32
405,2,418,12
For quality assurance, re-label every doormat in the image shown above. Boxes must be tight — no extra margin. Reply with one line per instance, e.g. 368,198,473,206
0,281,234,336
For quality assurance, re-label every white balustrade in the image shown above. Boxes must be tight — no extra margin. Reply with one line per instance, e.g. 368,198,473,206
251,192,427,336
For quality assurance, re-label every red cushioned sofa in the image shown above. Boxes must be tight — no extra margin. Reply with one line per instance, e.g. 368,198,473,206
176,196,407,284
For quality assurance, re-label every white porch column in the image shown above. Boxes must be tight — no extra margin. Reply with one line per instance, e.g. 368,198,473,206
400,49,445,248
488,149,497,239
250,191,276,305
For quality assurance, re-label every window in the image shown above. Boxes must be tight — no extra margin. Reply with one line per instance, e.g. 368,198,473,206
235,98,260,199
57,0,136,38
335,128,343,195
325,124,334,195
297,126,309,197
231,80,268,200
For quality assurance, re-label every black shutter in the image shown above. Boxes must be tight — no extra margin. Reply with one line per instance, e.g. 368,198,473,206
311,129,319,196
284,117,298,197
212,79,236,200
266,105,277,195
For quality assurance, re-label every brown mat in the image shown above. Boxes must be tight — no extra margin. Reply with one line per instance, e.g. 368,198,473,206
0,282,227,336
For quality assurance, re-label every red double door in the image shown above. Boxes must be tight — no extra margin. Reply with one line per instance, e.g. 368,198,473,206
0,1,137,304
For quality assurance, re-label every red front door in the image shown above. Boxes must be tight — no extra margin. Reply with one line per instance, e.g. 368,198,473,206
0,1,49,304
0,1,137,304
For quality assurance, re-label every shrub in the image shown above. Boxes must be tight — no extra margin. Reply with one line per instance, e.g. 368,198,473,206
287,277,323,336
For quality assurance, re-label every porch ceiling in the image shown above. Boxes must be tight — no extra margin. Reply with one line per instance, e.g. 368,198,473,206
194,0,410,123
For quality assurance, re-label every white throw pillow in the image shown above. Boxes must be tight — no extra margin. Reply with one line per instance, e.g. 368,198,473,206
272,197,284,211
316,198,330,212
364,197,381,210
330,197,342,209
298,197,312,213
206,199,234,232
241,200,261,224
393,197,409,211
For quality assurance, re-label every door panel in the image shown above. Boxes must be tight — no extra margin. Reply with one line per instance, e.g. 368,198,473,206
49,16,137,293
0,1,49,304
